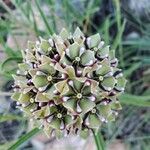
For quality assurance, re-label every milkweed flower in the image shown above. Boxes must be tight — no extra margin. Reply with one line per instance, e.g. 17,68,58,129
12,27,126,137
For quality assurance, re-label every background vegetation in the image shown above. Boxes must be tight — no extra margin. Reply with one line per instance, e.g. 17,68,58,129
0,0,150,149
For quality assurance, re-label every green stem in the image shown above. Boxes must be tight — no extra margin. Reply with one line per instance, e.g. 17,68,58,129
92,129,105,150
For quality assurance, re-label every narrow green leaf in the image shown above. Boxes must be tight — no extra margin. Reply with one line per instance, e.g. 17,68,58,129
8,128,41,150
112,19,126,50
119,94,150,107
124,62,141,77
1,57,22,71
0,114,23,123
35,0,53,35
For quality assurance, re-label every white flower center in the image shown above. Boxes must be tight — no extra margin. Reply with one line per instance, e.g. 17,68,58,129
30,98,34,103
99,76,104,81
47,75,52,81
57,113,62,119
91,108,96,113
75,57,80,62
77,93,82,99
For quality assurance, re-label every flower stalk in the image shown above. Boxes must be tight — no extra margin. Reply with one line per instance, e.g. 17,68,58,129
92,129,105,150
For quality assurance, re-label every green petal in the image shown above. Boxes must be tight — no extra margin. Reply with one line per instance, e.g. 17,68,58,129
82,86,91,95
73,27,84,38
44,85,57,99
18,93,31,103
27,41,35,51
40,38,51,54
115,77,127,91
73,79,83,93
55,130,63,139
33,105,50,118
63,98,76,113
54,62,67,73
60,54,72,65
83,63,98,76
109,50,115,60
96,59,111,75
12,75,28,87
91,79,99,94
88,114,101,129
25,51,36,62
87,33,100,48
11,92,21,101
35,92,50,102
41,55,53,64
80,50,95,66
22,103,37,114
60,28,69,39
28,69,37,77
97,104,111,118
49,117,61,129
18,63,30,72
55,80,69,96
65,66,76,78
73,117,83,129
32,75,48,88
79,99,95,114
97,46,110,58
101,77,116,91
80,129,89,139
43,123,53,137
64,115,73,126
111,101,122,110
38,63,56,75
68,42,80,59
55,42,66,56
107,113,116,122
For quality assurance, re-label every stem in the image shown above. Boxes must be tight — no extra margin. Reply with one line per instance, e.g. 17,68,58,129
92,129,105,150
0,92,13,96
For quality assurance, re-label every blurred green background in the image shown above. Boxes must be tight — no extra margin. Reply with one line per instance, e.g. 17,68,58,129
0,0,150,150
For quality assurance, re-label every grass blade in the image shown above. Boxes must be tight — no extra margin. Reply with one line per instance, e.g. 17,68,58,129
35,0,54,35
119,94,150,107
8,128,41,150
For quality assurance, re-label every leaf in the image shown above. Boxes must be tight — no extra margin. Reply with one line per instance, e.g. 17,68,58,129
1,57,22,71
119,94,150,107
0,114,23,123
35,0,53,35
124,62,141,77
8,128,41,150
112,19,126,50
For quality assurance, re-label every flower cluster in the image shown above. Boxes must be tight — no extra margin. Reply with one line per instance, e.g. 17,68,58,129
12,27,126,137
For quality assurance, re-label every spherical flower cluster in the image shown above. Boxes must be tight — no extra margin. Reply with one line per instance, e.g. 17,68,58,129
12,27,126,137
